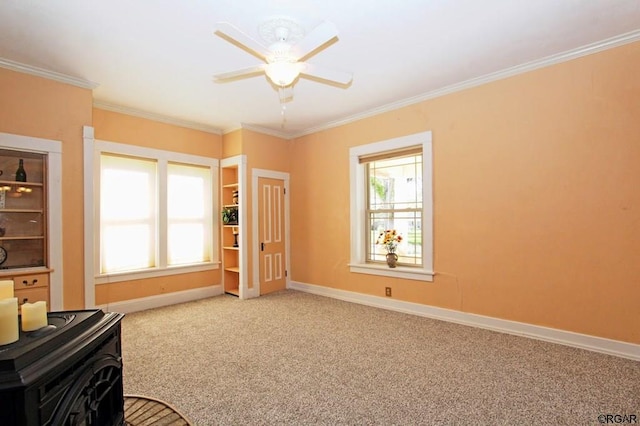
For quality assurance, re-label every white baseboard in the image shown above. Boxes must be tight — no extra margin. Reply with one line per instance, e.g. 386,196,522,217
97,285,223,314
289,281,640,361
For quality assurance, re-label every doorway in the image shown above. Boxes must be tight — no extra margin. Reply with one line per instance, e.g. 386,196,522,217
252,170,289,296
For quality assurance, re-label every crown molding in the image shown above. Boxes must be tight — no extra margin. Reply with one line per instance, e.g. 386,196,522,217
237,123,292,139
0,58,99,89
222,123,292,140
222,125,242,136
291,29,640,139
93,101,223,135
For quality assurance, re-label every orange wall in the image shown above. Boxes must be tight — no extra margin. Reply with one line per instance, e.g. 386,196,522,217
222,128,242,157
0,68,93,309
244,129,290,289
93,109,221,157
221,128,290,290
92,108,223,305
241,129,291,173
290,41,640,344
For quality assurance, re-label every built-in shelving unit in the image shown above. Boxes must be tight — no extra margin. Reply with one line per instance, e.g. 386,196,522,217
220,155,247,298
0,149,51,309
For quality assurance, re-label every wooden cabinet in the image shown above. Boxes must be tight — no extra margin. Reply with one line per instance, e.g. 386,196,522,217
13,273,49,308
0,149,50,309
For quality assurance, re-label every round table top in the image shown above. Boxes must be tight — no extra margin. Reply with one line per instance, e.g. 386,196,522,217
124,394,191,426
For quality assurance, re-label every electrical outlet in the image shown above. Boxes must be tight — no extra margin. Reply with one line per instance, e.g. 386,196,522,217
385,287,392,297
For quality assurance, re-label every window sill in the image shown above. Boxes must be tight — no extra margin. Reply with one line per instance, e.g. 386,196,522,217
96,262,220,285
348,263,434,282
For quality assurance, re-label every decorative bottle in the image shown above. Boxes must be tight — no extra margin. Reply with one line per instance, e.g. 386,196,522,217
15,159,27,182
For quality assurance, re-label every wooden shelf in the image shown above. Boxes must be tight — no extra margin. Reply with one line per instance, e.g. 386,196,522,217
0,180,43,187
0,267,52,278
225,266,240,273
222,182,238,188
0,209,44,213
0,236,45,241
225,288,240,296
223,246,239,251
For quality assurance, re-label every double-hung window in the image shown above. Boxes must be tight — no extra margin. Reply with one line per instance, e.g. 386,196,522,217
364,148,423,266
87,139,219,283
349,131,433,281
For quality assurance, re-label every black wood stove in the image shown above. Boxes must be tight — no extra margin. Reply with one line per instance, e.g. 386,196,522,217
0,309,125,425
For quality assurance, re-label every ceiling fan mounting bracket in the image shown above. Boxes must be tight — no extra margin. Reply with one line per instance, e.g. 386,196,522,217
259,18,304,45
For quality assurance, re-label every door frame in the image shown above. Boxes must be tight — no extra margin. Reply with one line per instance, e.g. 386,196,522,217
251,168,290,297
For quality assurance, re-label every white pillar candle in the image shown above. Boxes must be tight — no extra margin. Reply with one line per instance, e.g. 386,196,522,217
0,297,19,345
0,280,14,299
21,301,48,332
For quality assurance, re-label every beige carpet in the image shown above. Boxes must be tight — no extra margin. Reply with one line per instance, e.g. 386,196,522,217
120,290,639,425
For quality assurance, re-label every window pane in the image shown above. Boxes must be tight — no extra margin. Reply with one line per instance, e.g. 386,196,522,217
101,169,154,220
368,156,422,210
168,223,206,264
102,224,154,273
168,173,205,219
369,212,422,265
167,163,212,265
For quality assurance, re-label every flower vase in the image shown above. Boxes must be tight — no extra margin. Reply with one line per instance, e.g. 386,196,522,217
386,253,398,268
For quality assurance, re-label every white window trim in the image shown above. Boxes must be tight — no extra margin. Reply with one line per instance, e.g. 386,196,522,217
349,131,434,282
83,127,219,307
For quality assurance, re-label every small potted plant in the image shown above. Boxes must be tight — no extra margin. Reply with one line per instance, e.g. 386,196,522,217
376,229,402,268
221,207,238,225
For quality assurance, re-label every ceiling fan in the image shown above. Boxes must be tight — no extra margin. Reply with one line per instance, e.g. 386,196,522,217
213,18,353,90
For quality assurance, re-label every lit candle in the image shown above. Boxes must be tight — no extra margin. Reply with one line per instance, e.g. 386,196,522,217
21,301,48,332
0,280,14,299
0,297,19,345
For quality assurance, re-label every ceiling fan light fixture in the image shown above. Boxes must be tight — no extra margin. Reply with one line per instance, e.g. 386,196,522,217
265,61,304,87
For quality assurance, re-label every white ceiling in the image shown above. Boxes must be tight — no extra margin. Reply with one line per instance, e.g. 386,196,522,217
1,1,639,138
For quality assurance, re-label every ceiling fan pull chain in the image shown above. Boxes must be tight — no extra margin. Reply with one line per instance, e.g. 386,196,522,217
281,102,287,128
279,86,288,128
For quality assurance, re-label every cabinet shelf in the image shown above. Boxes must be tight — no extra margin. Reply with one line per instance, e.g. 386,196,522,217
223,182,238,188
223,246,239,251
225,266,240,273
0,236,44,241
0,209,44,213
0,180,43,187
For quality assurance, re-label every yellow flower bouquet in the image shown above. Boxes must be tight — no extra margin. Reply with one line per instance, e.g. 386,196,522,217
376,229,402,254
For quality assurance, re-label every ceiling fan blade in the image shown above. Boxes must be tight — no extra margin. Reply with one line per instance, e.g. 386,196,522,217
291,21,339,61
213,65,266,82
301,63,353,87
214,22,269,61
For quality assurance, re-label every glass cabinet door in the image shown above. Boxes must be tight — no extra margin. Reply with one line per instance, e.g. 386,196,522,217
0,149,47,270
